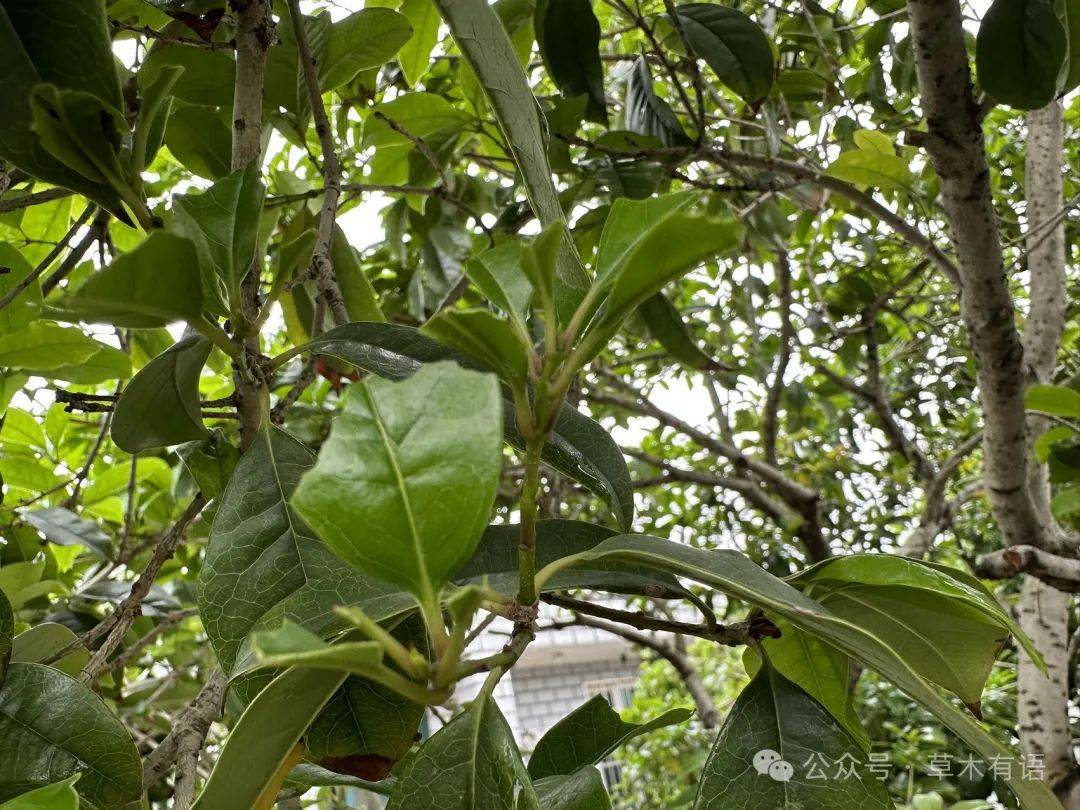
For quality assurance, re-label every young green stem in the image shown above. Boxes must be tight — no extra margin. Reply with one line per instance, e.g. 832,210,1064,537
192,314,243,358
517,435,545,606
335,606,424,680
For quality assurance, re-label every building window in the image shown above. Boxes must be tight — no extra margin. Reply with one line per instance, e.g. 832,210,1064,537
582,676,637,790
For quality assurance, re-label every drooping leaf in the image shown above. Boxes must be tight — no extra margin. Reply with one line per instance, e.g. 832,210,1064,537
550,535,1059,809
535,0,607,123
975,0,1067,108
172,161,266,313
0,775,80,810
0,243,41,334
141,45,236,107
193,665,347,810
111,335,212,453
693,659,892,809
176,430,241,501
387,684,539,809
0,663,142,809
639,292,725,371
198,426,409,675
292,362,503,600
674,3,774,103
22,507,111,560
398,0,441,86
25,343,132,385
331,225,386,324
164,102,233,180
56,232,204,328
284,321,459,380
624,56,692,147
321,9,414,90
0,0,129,217
528,695,692,779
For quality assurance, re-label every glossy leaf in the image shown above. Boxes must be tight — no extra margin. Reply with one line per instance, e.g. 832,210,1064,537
111,335,212,453
57,232,203,328
551,535,1059,809
292,362,502,600
194,665,347,810
624,56,691,147
675,3,774,103
199,426,409,675
10,623,88,679
534,768,610,810
22,507,111,560
0,776,79,810
387,684,539,809
457,519,700,603
535,0,607,123
693,659,892,809
529,695,692,779
976,0,1066,108
172,162,266,312
0,663,142,809
0,0,129,216
284,321,459,380
420,308,530,387
466,240,533,320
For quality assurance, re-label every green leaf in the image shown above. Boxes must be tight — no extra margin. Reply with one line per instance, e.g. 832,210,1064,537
744,620,870,750
176,431,241,501
456,519,698,602
624,56,691,147
141,45,235,107
57,232,204,328
22,507,111,560
1025,383,1080,418
362,92,471,186
976,0,1067,108
0,323,105,371
10,623,88,679
589,193,740,337
387,684,539,809
535,0,607,123
331,225,386,323
432,0,591,320
1062,0,1080,91
420,308,530,387
826,129,912,191
0,589,10,683
693,659,892,809
465,240,533,320
293,362,502,601
172,162,266,313
639,292,724,371
29,85,127,188
788,553,1046,674
0,663,142,809
26,343,132,385
246,621,384,676
0,775,80,810
522,222,564,315
0,0,129,217
285,321,459,380
194,665,347,810
199,426,409,675
398,0,441,86
111,335,211,453
675,3,774,103
528,695,692,779
164,102,233,180
534,769,610,810
321,9,414,90
0,243,41,334
550,535,1059,810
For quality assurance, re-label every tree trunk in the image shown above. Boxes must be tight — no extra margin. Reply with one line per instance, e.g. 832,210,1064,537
1017,100,1077,805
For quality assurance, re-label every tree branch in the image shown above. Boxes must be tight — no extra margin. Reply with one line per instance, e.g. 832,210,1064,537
974,546,1080,593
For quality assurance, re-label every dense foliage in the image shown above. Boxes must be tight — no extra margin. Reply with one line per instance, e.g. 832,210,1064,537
0,0,1076,808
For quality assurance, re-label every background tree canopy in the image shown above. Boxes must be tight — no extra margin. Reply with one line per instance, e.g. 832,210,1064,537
0,0,1076,807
